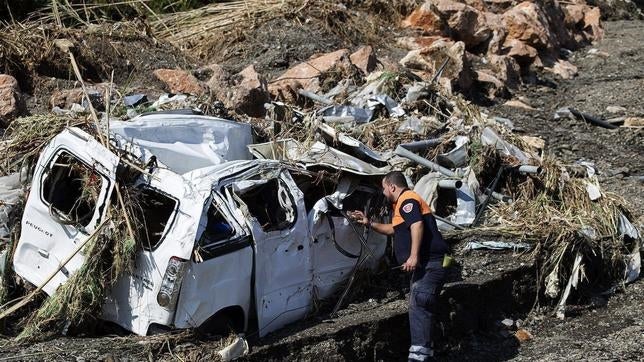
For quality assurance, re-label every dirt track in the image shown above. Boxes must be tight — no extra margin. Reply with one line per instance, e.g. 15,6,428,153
0,19,642,362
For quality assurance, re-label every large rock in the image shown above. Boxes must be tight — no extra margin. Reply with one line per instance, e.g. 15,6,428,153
503,38,538,64
502,2,555,50
396,36,444,50
488,55,521,89
153,69,206,96
547,59,578,79
399,38,473,90
50,88,84,109
476,70,506,98
350,46,378,75
49,85,108,111
402,0,492,48
268,49,349,100
205,64,231,92
229,65,270,117
207,64,269,117
402,2,443,34
0,75,21,126
434,0,493,48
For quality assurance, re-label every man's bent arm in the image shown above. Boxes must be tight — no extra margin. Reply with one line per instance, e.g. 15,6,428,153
370,221,394,236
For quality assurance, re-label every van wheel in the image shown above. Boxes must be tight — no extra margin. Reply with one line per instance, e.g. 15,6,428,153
197,313,237,340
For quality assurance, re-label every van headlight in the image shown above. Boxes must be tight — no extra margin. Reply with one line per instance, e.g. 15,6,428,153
157,256,188,309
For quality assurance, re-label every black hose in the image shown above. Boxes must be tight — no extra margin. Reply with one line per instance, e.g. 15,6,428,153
569,108,618,129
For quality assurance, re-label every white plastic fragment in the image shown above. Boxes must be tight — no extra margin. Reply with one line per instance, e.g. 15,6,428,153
624,246,641,284
217,334,250,361
584,180,602,201
556,252,584,319
464,241,532,251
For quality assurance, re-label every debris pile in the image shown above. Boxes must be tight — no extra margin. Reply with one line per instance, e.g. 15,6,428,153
0,0,640,347
399,0,604,95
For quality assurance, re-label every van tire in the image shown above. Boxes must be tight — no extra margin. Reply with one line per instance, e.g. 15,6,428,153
198,307,244,339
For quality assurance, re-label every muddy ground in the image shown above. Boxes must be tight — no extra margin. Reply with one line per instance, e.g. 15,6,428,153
0,18,642,362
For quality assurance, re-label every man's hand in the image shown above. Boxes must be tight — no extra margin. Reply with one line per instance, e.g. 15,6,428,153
401,256,418,272
348,210,368,226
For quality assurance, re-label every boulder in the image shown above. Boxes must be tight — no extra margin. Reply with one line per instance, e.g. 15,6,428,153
476,70,506,98
49,88,84,109
49,85,108,111
547,59,578,79
502,2,555,50
206,64,269,117
396,36,444,50
434,0,493,48
488,54,521,89
401,2,443,33
153,69,206,96
229,65,270,117
583,6,603,41
268,49,349,100
403,0,493,48
503,38,539,63
0,75,21,126
350,46,378,75
399,38,473,90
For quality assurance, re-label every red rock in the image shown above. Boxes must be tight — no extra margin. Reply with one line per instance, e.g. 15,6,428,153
583,6,603,41
564,4,585,26
488,55,521,89
0,74,20,125
399,38,472,90
476,70,505,98
230,65,270,117
503,39,538,62
153,69,205,96
401,2,443,33
50,88,85,109
396,36,444,50
434,0,492,47
404,0,492,48
350,46,378,75
548,59,578,79
502,2,554,50
205,64,230,92
515,329,534,342
268,49,349,99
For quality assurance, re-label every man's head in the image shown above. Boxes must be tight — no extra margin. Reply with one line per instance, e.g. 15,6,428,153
382,171,408,203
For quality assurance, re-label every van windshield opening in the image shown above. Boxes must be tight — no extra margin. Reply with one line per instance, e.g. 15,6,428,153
126,187,177,251
42,152,103,228
237,178,295,232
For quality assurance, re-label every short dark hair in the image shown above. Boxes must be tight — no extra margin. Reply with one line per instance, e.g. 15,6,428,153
383,171,408,188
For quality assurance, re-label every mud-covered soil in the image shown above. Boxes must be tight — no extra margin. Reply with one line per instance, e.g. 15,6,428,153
0,19,641,362
489,20,644,224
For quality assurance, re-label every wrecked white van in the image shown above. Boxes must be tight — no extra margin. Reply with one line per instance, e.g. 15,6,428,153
12,113,387,337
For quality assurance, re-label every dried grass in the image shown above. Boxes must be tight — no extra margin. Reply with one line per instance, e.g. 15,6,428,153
0,115,87,176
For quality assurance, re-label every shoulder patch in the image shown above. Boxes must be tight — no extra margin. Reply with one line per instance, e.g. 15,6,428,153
402,203,413,213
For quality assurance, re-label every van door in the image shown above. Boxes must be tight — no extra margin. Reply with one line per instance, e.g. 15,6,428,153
173,192,254,331
13,128,119,295
230,170,312,337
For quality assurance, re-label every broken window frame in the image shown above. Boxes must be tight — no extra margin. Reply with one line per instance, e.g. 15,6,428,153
194,193,251,262
230,173,298,233
128,185,180,252
40,148,111,233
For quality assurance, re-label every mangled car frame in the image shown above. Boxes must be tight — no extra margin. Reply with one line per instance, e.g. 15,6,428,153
12,112,387,337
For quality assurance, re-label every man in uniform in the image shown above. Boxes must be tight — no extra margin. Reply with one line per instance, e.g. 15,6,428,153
350,171,448,362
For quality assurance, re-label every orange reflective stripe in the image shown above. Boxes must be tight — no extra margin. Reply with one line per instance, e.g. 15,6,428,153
392,190,432,226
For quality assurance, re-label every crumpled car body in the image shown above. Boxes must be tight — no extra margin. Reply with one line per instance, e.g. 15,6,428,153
12,115,387,337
